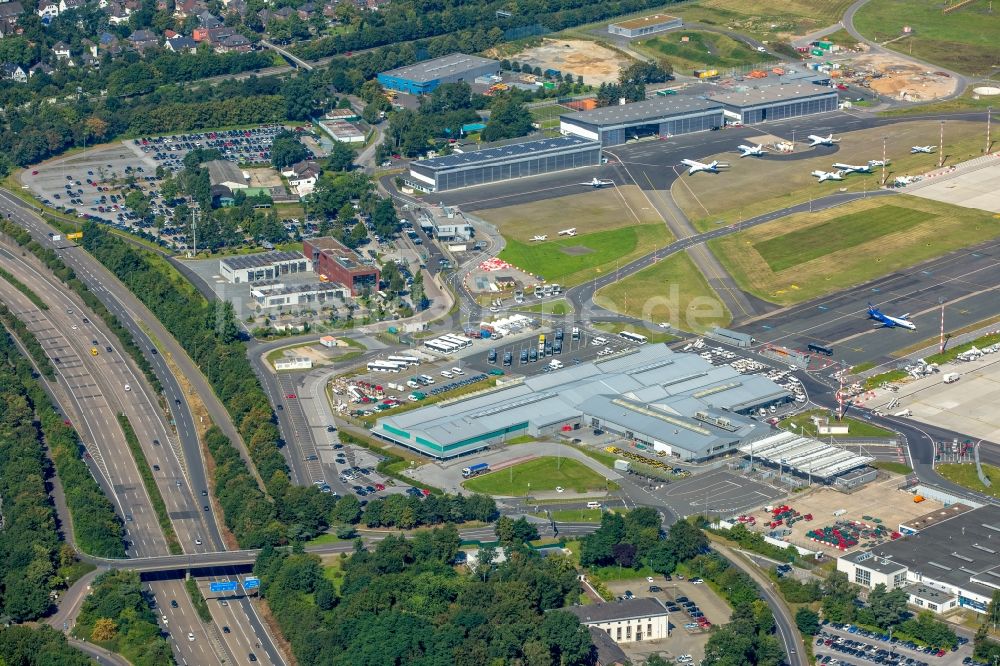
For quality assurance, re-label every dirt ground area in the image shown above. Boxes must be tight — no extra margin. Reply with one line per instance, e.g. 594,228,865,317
740,476,945,556
846,54,958,101
245,167,284,188
508,39,633,85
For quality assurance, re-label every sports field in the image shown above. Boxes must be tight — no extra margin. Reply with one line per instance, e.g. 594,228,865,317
480,186,671,285
633,30,766,73
708,196,1000,305
462,457,613,496
671,120,990,231
593,251,732,332
853,0,1000,75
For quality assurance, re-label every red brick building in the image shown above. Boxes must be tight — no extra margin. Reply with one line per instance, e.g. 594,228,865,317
304,237,380,296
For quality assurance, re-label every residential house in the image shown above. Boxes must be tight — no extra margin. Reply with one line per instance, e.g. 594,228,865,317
193,24,233,42
0,2,24,37
81,38,97,57
172,0,200,18
224,0,246,16
272,6,292,19
281,160,320,197
106,2,130,24
215,32,250,53
295,2,314,19
197,9,222,26
58,0,84,13
37,0,59,20
52,41,73,63
128,28,159,52
29,62,55,77
80,51,99,68
165,34,197,53
98,32,123,55
2,63,28,83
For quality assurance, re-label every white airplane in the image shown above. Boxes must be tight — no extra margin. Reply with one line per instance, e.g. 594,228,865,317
807,134,840,146
737,144,766,157
811,169,845,182
832,162,873,174
867,159,890,167
868,303,916,330
680,159,728,174
530,235,548,242
580,178,614,188
911,145,935,153
894,175,920,186
558,228,577,236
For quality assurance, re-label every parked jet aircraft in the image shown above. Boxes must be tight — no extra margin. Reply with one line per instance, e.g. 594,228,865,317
911,145,935,153
580,178,614,188
807,134,840,146
558,228,577,236
832,162,873,174
530,235,548,241
680,159,728,174
867,159,890,167
811,170,845,182
868,303,916,330
738,144,766,157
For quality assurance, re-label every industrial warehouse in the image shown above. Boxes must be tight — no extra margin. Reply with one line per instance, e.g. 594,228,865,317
559,97,726,146
377,53,500,95
219,251,311,284
406,136,602,192
706,85,840,124
837,504,1000,616
372,344,791,459
608,13,683,38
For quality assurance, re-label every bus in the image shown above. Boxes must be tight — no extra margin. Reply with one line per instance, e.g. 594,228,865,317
807,343,833,356
619,331,648,344
367,361,404,373
388,355,420,366
462,463,490,478
441,335,471,350
425,340,454,353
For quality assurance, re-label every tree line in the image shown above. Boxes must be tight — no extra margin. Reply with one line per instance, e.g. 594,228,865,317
254,527,595,665
0,625,91,665
80,222,338,547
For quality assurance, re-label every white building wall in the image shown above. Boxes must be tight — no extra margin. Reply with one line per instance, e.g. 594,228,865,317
560,120,600,141
585,614,668,643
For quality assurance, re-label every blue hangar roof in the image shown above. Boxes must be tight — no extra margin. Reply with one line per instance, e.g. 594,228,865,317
412,136,600,172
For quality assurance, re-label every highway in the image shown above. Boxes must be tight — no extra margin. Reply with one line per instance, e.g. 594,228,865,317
0,196,286,665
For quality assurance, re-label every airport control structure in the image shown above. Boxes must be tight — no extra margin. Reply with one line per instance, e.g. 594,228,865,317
372,344,792,459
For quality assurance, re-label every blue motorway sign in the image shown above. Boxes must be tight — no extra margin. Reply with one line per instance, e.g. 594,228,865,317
242,577,260,590
210,581,239,593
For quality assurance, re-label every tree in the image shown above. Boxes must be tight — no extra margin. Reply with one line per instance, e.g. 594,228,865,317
821,570,858,624
619,60,673,85
482,95,533,142
795,607,819,636
987,588,1000,630
868,583,908,629
271,130,310,170
326,141,355,172
332,494,362,524
540,610,594,665
91,618,118,642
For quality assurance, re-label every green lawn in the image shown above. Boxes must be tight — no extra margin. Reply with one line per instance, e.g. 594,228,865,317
530,103,573,130
516,299,572,315
779,408,897,438
592,321,678,344
498,224,669,285
593,251,732,333
634,30,769,73
548,508,604,523
462,457,613,496
853,0,1000,75
872,461,913,475
753,205,934,272
323,559,346,593
936,463,1000,500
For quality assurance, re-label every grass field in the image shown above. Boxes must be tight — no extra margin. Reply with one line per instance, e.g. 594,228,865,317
592,321,678,344
672,120,991,231
853,0,1000,75
753,205,933,271
593,251,732,332
936,462,1000,500
547,508,604,523
633,30,767,73
462,457,613,496
516,299,572,315
872,461,913,475
779,408,897,438
530,103,574,130
708,196,1000,305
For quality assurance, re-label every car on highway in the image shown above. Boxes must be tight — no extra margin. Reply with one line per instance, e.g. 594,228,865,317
124,384,131,391
286,393,296,399
248,654,257,662
222,626,230,634
201,490,208,496
125,513,133,521
152,464,160,471
170,600,179,608
203,505,210,511
187,632,195,642
195,538,202,545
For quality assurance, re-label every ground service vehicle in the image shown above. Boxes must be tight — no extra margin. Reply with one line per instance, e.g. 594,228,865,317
807,343,833,356
462,463,490,478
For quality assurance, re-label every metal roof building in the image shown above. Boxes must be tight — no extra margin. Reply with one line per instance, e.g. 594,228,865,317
377,53,500,95
407,136,602,192
559,97,724,146
219,251,310,284
738,430,874,481
372,344,790,459
608,13,682,38
204,159,247,189
707,84,838,124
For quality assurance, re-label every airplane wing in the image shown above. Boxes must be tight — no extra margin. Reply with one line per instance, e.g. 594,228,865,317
899,313,911,319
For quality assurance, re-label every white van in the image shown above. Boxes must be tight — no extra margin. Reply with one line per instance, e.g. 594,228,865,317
440,370,453,379
451,367,464,375
586,501,602,509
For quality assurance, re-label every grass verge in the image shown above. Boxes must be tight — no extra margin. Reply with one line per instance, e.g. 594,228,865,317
779,408,897,438
872,461,913,475
515,299,572,315
463,456,614,496
936,463,1000,500
593,321,679,344
862,368,909,390
0,266,49,310
117,414,183,555
186,577,214,623
632,30,770,72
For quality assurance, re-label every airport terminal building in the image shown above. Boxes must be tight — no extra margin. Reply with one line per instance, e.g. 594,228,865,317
707,85,839,124
559,97,725,146
377,53,500,95
406,136,602,192
372,344,790,459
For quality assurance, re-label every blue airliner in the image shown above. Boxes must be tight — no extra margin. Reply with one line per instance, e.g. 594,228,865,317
868,303,916,330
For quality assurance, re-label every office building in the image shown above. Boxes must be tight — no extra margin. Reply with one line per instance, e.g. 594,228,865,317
565,598,669,643
304,237,380,296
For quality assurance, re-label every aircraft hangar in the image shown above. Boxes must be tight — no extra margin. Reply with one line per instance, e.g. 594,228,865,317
559,97,725,146
706,85,839,125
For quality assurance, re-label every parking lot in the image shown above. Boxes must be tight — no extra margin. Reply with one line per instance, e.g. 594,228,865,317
813,623,974,666
656,468,787,521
